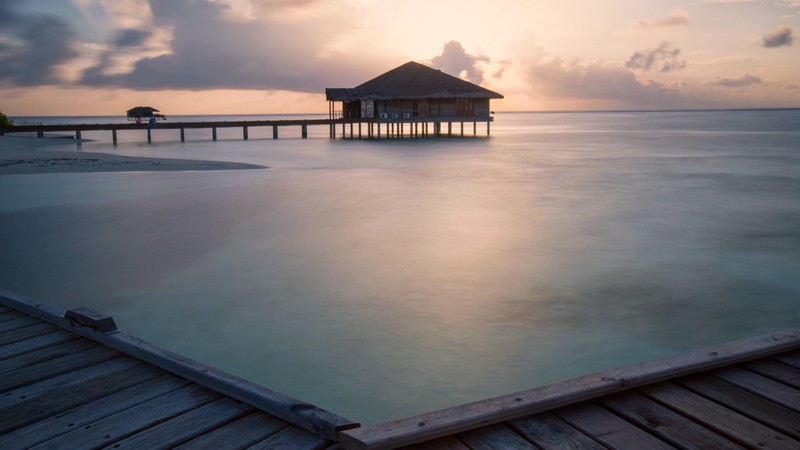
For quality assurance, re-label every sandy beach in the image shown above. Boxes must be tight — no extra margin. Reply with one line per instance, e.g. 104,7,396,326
0,135,266,175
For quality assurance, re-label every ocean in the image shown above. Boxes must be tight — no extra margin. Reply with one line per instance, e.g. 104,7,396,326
1,110,799,423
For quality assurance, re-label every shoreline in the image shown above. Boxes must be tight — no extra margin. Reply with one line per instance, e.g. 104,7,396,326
0,135,267,175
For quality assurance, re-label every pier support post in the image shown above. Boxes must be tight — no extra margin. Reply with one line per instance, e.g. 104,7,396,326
302,125,308,139
273,126,279,139
37,130,44,138
75,130,81,140
487,121,490,136
147,128,152,144
212,127,217,141
461,122,464,136
473,122,477,135
112,129,117,145
180,128,185,142
243,126,248,140
358,122,362,139
447,122,452,136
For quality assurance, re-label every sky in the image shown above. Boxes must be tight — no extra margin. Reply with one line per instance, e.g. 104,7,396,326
0,0,798,115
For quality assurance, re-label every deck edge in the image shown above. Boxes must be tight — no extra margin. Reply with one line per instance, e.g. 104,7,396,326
339,326,800,449
0,288,359,441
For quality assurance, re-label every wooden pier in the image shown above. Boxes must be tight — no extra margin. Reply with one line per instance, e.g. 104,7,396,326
0,117,493,144
0,288,357,449
341,328,800,449
3,286,798,450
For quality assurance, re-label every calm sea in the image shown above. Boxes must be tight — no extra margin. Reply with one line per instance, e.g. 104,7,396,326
2,110,799,423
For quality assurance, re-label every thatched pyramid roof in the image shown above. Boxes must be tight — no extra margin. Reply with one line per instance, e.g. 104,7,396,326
327,61,503,101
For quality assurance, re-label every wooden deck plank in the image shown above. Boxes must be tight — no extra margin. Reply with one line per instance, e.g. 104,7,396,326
31,384,221,450
0,375,186,449
0,358,153,433
677,373,800,440
713,367,800,412
774,350,800,369
0,309,24,323
743,359,800,389
246,425,330,450
173,412,289,450
0,344,118,392
0,338,98,375
556,402,674,450
456,423,538,450
0,314,41,332
339,327,800,449
0,322,59,346
100,397,252,450
641,382,800,449
600,390,747,450
508,411,605,450
0,329,78,361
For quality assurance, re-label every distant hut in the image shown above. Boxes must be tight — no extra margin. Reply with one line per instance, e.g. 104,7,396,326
126,106,167,123
325,61,503,121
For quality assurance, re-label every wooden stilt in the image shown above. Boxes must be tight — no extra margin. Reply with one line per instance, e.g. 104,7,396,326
75,130,81,140
274,125,279,139
243,126,248,140
112,129,117,145
212,127,217,141
180,128,185,142
147,128,152,143
302,125,308,139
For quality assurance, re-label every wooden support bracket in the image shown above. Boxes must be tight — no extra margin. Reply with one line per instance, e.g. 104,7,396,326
65,307,118,333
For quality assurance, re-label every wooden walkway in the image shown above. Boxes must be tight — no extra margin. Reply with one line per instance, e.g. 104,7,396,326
0,289,358,450
341,329,800,449
2,286,799,450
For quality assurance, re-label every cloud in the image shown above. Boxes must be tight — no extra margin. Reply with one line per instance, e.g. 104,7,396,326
523,53,688,108
0,7,80,86
712,73,762,87
78,0,396,92
760,26,794,48
635,9,690,30
114,29,152,48
626,42,687,72
430,41,490,84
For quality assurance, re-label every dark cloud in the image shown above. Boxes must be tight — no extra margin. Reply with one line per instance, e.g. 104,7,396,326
635,9,690,30
525,55,688,108
626,42,686,72
79,0,393,92
712,74,762,87
0,11,79,85
761,26,794,48
430,41,490,84
114,29,152,48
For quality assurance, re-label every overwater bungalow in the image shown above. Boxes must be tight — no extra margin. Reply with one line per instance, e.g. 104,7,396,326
326,61,503,137
126,106,167,123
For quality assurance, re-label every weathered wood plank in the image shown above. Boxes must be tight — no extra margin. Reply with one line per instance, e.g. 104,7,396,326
30,384,221,450
340,327,800,449
247,425,330,450
0,375,185,449
0,329,77,361
0,338,97,375
743,359,800,389
556,402,674,450
0,309,24,323
774,350,800,369
0,358,149,433
677,373,800,440
508,411,607,450
641,382,800,449
0,322,59,346
456,423,537,450
601,390,746,450
0,314,41,332
0,344,117,392
173,412,289,450
0,289,357,441
713,367,800,412
101,397,252,450
399,436,471,450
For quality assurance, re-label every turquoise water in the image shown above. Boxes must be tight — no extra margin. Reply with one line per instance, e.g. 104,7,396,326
2,110,799,423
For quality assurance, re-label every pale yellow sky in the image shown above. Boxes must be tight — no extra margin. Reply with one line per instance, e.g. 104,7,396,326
0,0,798,116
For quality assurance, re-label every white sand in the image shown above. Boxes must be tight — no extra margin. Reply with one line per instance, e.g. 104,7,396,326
0,135,266,175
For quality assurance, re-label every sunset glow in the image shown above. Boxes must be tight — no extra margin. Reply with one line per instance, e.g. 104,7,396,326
1,0,798,115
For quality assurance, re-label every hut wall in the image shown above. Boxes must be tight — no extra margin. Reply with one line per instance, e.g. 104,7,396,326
474,99,490,118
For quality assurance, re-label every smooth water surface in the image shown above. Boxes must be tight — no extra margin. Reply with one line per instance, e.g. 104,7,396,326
2,110,799,423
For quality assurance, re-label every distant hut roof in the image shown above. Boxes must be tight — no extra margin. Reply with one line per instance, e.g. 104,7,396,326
326,61,504,101
126,106,161,118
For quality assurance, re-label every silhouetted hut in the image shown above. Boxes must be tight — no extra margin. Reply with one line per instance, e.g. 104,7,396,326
325,61,503,120
126,106,167,121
